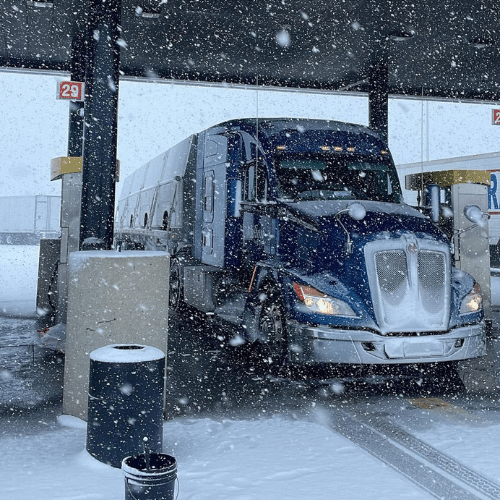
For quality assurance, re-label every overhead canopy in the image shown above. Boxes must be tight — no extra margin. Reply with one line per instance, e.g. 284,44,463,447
1,0,499,99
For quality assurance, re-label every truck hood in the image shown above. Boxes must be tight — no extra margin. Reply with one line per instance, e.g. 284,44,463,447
281,199,447,242
280,200,453,332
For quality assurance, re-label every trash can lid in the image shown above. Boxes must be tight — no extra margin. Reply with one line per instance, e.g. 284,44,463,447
90,344,165,363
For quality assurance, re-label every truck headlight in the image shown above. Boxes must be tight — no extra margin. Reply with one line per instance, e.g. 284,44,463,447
459,282,483,314
293,282,356,316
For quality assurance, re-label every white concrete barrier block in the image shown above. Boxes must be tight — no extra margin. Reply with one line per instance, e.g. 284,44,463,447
63,250,169,420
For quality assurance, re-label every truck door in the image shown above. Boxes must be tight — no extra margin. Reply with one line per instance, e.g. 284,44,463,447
201,134,228,267
202,169,215,254
241,156,276,270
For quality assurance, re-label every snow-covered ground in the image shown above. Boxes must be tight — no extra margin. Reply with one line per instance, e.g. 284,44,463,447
2,407,440,500
2,245,500,500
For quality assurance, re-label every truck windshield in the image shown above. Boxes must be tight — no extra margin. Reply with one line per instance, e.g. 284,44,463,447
274,155,402,203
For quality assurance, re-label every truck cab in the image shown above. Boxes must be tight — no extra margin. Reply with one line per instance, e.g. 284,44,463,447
116,118,486,369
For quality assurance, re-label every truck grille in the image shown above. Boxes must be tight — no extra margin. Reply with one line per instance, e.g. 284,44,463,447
418,250,446,316
366,237,450,334
375,250,407,306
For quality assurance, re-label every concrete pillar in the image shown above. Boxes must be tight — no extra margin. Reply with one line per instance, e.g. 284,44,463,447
62,251,169,420
57,171,82,324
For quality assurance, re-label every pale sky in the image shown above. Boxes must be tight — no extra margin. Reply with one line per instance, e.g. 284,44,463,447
1,69,500,199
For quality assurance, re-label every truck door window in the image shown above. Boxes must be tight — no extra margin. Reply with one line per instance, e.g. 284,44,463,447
244,166,256,201
256,163,268,202
244,161,268,202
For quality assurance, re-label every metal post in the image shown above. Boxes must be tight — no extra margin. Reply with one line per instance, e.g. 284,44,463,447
368,60,389,144
68,33,85,158
79,0,122,250
52,34,87,324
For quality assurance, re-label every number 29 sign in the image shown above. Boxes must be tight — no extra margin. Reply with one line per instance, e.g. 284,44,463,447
57,81,85,101
492,109,500,125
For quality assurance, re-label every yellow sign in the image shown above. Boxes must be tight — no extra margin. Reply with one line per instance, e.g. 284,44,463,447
50,157,120,181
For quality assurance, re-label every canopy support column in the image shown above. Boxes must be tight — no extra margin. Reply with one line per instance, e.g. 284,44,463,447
368,60,389,144
79,0,122,250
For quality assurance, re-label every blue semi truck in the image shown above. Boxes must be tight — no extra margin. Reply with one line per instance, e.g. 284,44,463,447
115,118,485,367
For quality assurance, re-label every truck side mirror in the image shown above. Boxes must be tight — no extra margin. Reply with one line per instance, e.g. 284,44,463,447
464,204,486,226
335,203,366,255
348,202,366,221
427,184,440,223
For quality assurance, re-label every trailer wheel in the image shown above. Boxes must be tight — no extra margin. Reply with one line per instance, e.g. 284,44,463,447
169,260,184,315
258,291,287,367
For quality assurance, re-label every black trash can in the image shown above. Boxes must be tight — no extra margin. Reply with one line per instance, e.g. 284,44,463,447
122,453,177,500
86,344,165,468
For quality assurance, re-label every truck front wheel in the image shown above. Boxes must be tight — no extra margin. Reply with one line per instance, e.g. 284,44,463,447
258,291,288,367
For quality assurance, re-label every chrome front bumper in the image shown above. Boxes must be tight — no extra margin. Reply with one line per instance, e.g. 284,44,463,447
287,321,486,364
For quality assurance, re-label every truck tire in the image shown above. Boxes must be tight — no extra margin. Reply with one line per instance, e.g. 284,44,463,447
169,260,184,316
258,290,287,367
